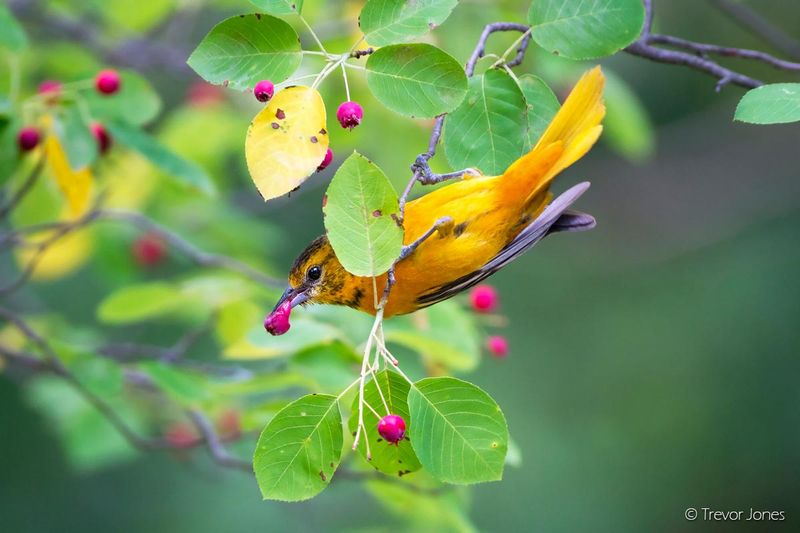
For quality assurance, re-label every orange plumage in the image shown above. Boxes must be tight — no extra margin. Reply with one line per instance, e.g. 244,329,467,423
271,67,606,320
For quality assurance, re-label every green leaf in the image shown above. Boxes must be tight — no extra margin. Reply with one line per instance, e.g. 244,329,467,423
349,370,422,476
97,282,191,324
103,0,175,32
139,361,209,404
408,377,508,484
55,105,98,170
248,0,303,15
323,152,403,277
734,83,800,125
106,121,216,196
187,14,301,91
603,70,654,161
27,378,139,471
366,478,475,532
71,356,124,397
518,74,560,150
366,43,467,118
85,70,162,126
0,4,28,52
290,342,359,394
444,69,528,175
360,0,458,46
528,0,645,60
254,394,343,501
385,300,481,372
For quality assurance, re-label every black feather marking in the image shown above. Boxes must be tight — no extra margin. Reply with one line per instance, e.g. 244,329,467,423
416,183,594,306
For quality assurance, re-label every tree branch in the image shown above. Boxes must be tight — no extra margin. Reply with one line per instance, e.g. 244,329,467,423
625,1,764,91
710,0,800,60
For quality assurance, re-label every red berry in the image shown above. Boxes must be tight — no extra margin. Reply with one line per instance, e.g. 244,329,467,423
317,148,333,172
95,69,121,95
469,285,498,313
91,123,112,154
217,409,241,438
187,81,224,107
17,127,41,152
165,422,198,449
253,80,274,102
264,299,292,336
133,233,166,267
486,335,509,358
38,80,62,103
377,414,406,444
336,101,363,130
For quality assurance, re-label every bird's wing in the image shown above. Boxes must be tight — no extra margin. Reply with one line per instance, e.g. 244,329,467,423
416,182,595,307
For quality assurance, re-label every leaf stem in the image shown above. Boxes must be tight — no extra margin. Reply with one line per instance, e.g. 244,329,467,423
298,14,332,59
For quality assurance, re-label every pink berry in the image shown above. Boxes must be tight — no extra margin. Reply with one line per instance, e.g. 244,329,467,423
253,80,275,102
264,299,292,336
133,233,166,267
336,101,363,130
187,81,224,107
377,414,406,444
38,80,62,103
317,148,333,172
217,409,241,438
91,123,112,154
486,335,509,358
17,127,41,152
469,285,498,313
95,69,121,95
165,422,198,449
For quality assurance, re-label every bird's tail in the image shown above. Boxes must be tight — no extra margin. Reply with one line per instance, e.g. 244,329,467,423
500,66,605,204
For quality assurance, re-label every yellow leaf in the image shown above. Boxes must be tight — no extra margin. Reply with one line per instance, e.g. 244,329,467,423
245,86,329,201
45,134,93,216
15,226,93,281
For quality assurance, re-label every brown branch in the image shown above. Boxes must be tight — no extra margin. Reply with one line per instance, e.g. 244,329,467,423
0,157,45,219
624,0,780,91
185,409,252,472
648,34,800,72
710,0,800,60
95,209,283,288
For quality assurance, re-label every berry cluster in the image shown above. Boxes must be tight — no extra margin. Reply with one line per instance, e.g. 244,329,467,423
16,69,122,155
469,284,510,358
251,79,364,175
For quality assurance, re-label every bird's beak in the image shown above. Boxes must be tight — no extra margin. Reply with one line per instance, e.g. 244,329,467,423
272,286,309,313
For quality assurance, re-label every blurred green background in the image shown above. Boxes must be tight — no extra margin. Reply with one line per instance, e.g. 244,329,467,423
1,0,799,531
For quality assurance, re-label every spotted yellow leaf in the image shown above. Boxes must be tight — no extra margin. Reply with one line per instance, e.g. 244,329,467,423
45,133,93,216
245,86,329,201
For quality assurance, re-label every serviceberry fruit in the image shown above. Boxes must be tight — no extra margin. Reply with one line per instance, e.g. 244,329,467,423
378,414,406,444
486,335,509,358
469,284,498,313
17,127,41,152
264,299,292,336
91,123,112,154
38,80,62,103
253,80,275,102
95,69,121,95
317,148,333,172
133,233,166,267
336,101,363,130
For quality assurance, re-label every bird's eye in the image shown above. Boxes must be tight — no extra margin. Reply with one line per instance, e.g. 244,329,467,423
307,265,322,281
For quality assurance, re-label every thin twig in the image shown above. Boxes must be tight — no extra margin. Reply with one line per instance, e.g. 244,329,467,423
624,0,765,91
0,156,45,219
186,409,253,472
710,0,800,60
96,209,282,288
649,34,800,71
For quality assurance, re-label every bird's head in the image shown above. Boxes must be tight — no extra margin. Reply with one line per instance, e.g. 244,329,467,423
265,235,353,335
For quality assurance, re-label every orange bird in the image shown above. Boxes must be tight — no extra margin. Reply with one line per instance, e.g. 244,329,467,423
267,67,605,330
